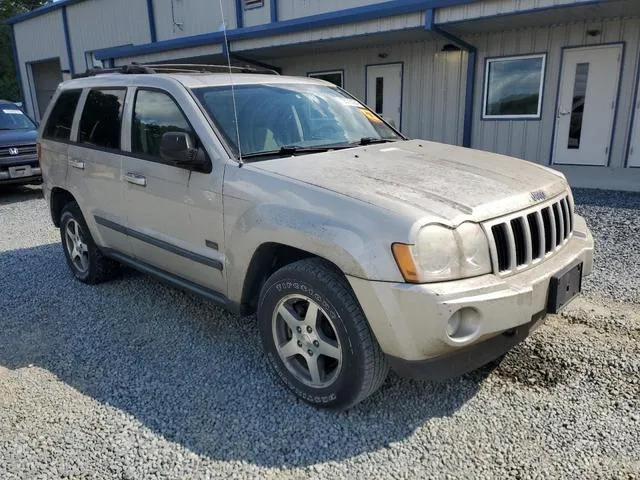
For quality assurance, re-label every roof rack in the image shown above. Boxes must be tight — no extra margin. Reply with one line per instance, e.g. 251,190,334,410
74,63,280,78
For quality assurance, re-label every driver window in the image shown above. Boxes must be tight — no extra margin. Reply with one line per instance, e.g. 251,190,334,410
131,89,193,161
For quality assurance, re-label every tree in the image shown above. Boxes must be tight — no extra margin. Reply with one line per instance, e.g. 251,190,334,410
0,1,47,101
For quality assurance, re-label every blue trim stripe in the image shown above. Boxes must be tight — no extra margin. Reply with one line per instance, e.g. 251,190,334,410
270,0,278,23
146,0,157,42
8,25,25,104
236,0,244,28
95,0,474,60
61,7,75,74
424,8,476,148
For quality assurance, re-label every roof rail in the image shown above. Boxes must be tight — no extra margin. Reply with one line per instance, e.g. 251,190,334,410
74,63,280,78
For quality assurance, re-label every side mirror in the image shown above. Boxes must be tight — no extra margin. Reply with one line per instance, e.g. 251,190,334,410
160,131,196,164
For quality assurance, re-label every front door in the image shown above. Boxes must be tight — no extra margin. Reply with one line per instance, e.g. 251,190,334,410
552,44,622,166
366,63,403,130
123,88,225,293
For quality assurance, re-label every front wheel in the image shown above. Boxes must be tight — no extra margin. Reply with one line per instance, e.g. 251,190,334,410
257,258,388,409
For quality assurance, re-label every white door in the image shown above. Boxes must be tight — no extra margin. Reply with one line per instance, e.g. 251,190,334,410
366,63,403,130
553,44,622,166
627,75,640,167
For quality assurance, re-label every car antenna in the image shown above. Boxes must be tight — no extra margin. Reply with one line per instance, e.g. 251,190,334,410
219,0,243,166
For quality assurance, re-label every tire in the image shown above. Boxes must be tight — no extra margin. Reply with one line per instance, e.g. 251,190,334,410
59,201,119,284
258,258,389,410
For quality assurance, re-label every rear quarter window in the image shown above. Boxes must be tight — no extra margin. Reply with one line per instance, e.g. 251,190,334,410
43,90,82,141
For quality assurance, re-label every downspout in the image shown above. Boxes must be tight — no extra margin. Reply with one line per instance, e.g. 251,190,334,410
146,0,157,43
424,9,476,148
61,6,75,74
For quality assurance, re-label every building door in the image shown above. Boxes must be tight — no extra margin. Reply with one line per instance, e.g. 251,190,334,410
627,74,640,167
552,44,622,166
366,63,403,130
29,58,63,121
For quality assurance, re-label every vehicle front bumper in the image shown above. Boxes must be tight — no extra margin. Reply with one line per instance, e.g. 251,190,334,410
0,155,41,184
347,214,594,380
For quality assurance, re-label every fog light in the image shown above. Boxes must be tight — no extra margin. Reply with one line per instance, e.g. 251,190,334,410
446,313,462,337
445,307,481,342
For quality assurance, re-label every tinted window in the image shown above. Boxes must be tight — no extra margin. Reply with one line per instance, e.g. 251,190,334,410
78,89,126,149
484,55,546,118
131,89,192,159
44,90,81,141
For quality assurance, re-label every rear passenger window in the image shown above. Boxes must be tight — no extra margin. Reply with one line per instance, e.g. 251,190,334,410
79,88,126,150
43,90,81,141
131,89,193,160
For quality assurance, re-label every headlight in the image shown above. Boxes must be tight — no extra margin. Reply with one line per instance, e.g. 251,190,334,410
392,222,492,283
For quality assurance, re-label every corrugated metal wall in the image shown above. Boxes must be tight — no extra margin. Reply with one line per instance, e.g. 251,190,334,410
13,10,67,118
115,44,224,66
243,2,272,27
277,0,374,21
233,13,424,51
66,0,151,72
436,0,597,24
466,17,640,169
270,38,466,146
152,0,236,40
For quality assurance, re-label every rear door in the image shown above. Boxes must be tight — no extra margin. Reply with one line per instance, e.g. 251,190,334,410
121,87,226,293
40,89,82,196
67,87,132,255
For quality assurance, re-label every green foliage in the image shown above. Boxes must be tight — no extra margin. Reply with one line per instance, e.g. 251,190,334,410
0,1,47,101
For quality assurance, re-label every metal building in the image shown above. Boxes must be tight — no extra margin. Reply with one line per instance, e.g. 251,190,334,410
8,0,640,191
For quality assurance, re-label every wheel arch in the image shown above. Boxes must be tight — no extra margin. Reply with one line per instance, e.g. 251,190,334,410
50,187,77,227
240,242,345,315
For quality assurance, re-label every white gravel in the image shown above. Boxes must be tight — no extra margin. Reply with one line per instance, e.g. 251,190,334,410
0,185,638,479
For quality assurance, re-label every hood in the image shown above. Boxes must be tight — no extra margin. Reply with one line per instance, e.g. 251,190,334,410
0,129,37,146
252,140,568,225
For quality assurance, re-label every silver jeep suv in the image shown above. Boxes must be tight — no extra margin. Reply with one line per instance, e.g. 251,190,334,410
39,65,594,409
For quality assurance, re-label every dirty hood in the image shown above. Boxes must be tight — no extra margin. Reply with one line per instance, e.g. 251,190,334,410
253,140,569,225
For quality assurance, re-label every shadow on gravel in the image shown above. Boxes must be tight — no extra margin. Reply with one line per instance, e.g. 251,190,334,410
0,243,490,468
0,184,42,205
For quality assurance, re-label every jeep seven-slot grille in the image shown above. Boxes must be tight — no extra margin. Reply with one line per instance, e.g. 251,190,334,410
488,195,573,274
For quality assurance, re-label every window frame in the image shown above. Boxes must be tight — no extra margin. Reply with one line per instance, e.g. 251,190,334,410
307,70,345,89
42,89,83,142
77,87,127,151
129,87,210,172
482,53,547,121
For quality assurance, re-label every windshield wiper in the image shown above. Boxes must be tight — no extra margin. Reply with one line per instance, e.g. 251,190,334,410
241,145,347,160
358,137,396,146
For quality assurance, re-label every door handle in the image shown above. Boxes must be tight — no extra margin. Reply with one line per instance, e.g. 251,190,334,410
68,159,85,170
558,109,571,117
123,172,147,187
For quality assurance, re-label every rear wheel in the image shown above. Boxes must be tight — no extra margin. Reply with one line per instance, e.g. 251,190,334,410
59,202,119,284
258,258,388,409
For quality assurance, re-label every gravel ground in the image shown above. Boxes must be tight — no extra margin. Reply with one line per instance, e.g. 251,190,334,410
0,185,638,479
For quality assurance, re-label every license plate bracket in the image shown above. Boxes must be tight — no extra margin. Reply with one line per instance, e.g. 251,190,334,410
547,262,583,314
9,165,32,178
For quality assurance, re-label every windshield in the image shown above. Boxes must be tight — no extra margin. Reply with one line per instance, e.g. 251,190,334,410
192,83,402,158
0,106,36,130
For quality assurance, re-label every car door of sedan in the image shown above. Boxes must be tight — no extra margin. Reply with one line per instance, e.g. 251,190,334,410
120,86,226,295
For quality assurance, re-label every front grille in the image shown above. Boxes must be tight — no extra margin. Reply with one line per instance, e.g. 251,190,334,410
0,145,37,158
485,194,574,274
